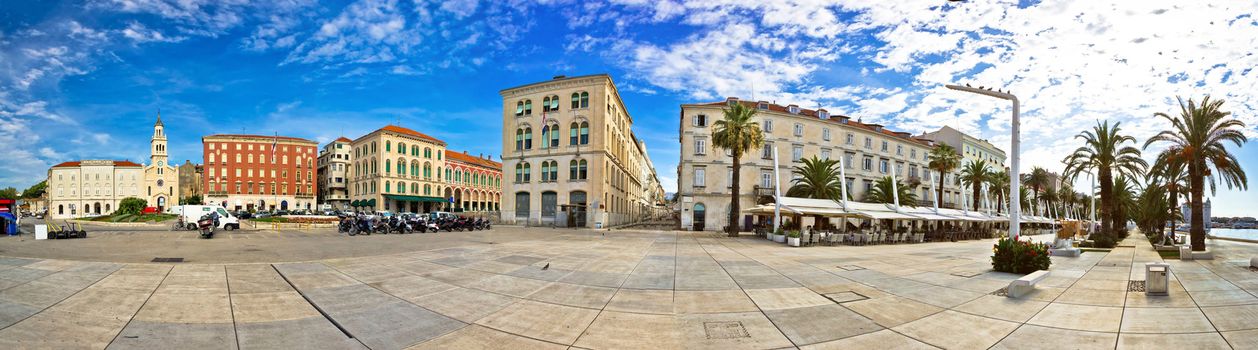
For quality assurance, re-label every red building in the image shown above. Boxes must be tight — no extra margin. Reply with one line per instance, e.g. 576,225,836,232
202,134,319,212
444,150,502,212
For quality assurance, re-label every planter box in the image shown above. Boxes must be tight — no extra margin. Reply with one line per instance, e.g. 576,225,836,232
788,237,801,247
773,235,785,243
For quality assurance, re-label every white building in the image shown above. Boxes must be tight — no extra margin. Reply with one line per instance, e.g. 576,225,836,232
47,160,145,219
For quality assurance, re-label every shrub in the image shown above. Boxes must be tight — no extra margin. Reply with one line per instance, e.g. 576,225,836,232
991,238,1051,274
786,230,801,238
117,197,147,215
1092,232,1117,248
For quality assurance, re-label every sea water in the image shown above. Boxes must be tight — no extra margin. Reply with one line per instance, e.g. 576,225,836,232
1211,228,1258,241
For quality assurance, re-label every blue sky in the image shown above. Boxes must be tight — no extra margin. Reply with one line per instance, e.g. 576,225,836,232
2,1,1256,216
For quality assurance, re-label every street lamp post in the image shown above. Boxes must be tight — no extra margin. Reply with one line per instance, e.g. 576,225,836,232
944,84,1021,240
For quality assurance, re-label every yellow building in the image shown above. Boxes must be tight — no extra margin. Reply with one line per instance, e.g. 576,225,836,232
499,74,664,227
143,114,179,211
347,125,451,213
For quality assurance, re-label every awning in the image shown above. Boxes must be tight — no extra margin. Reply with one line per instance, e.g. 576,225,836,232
935,208,988,222
858,210,920,220
384,194,446,203
366,199,376,207
743,197,857,217
351,200,361,207
902,208,960,221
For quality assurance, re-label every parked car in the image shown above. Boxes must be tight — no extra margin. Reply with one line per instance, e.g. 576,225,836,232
274,210,290,216
234,211,254,220
253,212,272,219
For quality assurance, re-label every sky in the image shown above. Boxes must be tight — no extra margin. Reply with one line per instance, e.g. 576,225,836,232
1,0,1256,215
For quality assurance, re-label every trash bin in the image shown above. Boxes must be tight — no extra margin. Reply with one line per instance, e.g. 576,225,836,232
1146,262,1170,295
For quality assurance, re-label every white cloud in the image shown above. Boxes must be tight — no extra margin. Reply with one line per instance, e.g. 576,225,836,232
121,22,186,43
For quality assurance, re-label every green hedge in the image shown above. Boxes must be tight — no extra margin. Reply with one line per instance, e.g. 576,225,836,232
991,238,1051,274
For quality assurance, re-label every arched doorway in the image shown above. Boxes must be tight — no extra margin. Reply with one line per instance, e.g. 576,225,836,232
281,200,289,210
94,202,101,215
156,196,166,212
692,203,706,231
568,191,587,227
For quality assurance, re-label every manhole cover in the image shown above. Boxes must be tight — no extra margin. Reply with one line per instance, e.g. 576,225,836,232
823,291,868,303
704,321,750,339
1128,281,1146,292
151,257,184,263
990,287,1009,296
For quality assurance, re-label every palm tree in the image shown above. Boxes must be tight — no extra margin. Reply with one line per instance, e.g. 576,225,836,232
1148,151,1188,239
987,168,1010,213
1112,175,1137,236
1057,182,1075,219
1146,96,1249,251
1133,176,1171,239
786,156,845,228
863,176,918,207
713,102,765,236
959,159,989,211
1022,167,1052,206
927,144,961,208
1063,121,1147,238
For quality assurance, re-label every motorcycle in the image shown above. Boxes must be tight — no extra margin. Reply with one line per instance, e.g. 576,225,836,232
197,214,215,239
350,215,372,236
389,216,412,234
372,217,391,234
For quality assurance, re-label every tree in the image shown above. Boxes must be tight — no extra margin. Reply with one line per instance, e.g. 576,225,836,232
1063,121,1147,239
1057,182,1075,219
1148,150,1187,240
959,159,989,211
1133,176,1171,243
117,197,147,215
786,156,846,229
1112,176,1137,238
1145,96,1248,251
712,102,765,237
863,176,917,207
987,168,1010,213
21,181,47,199
1022,167,1052,207
927,144,960,208
0,187,17,200
180,195,203,205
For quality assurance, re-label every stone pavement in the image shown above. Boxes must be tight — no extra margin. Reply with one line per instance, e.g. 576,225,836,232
0,228,1256,349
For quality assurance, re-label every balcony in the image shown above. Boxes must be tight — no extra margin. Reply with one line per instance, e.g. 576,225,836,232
753,185,775,205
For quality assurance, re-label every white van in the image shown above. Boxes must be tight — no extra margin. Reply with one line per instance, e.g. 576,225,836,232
176,205,240,231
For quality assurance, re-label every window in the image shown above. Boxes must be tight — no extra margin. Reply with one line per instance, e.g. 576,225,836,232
386,141,391,152
760,171,772,188
541,125,551,149
523,99,532,115
548,124,559,147
523,127,533,149
693,114,707,127
763,119,773,132
879,159,889,174
694,138,707,155
911,149,917,159
845,152,855,169
522,163,531,182
897,145,903,155
863,156,873,171
397,142,405,154
693,168,706,187
822,128,830,141
792,145,803,162
580,92,589,108
579,122,589,145
569,159,588,180
541,191,557,217
864,137,872,149
385,159,391,174
881,141,889,152
793,123,803,136
821,149,831,160
762,143,772,159
758,102,768,110
846,133,854,145
788,105,799,114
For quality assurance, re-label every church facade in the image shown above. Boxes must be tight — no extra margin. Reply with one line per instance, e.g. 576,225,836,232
143,115,180,211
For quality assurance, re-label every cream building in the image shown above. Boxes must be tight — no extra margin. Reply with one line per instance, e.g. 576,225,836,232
46,160,144,219
347,125,451,213
317,137,352,210
143,115,180,211
677,98,966,231
921,125,1007,168
499,74,664,227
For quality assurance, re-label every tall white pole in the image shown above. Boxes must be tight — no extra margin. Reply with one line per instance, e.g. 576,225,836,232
1090,172,1096,234
838,155,849,210
772,146,782,230
890,163,901,211
932,169,940,213
1009,98,1021,239
961,182,969,215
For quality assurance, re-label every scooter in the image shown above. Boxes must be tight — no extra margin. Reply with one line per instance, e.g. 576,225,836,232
372,217,391,234
197,215,215,239
389,216,412,234
350,215,372,236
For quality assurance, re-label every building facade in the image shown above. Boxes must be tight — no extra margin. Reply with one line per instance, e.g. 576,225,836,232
677,98,966,231
46,160,144,219
317,137,352,210
921,125,1007,168
202,134,319,212
143,115,180,211
177,160,203,203
499,74,664,227
444,150,502,213
347,125,450,213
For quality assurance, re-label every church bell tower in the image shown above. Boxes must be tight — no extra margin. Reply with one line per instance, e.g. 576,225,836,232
152,112,167,167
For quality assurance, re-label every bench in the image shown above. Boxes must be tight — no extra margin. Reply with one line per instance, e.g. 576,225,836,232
1007,270,1050,298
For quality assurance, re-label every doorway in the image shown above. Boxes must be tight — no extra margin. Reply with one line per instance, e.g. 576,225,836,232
692,203,706,231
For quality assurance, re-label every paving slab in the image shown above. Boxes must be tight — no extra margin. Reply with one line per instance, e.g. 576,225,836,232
800,329,936,350
236,317,366,350
108,320,236,350
673,289,759,314
476,300,600,345
226,264,293,294
527,282,616,309
896,285,984,308
51,286,153,318
1056,287,1128,307
409,287,517,323
557,270,628,288
1120,307,1216,333
605,289,674,315
0,310,129,349
893,310,1019,350
409,324,565,350
744,287,833,310
990,324,1116,350
1200,303,1258,331
953,294,1049,322
619,272,674,290
1116,332,1232,349
133,292,234,324
0,299,40,329
1189,289,1258,307
843,296,943,328
1123,290,1199,308
230,291,321,323
1220,329,1258,349
369,275,457,301
1028,299,1124,332
764,304,882,346
465,274,551,297
574,311,683,348
332,301,466,349
676,311,794,349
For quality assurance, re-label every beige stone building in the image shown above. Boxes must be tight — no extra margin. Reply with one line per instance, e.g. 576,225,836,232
677,98,966,231
921,125,1007,168
46,160,144,219
143,115,179,211
317,137,353,210
177,160,203,203
347,125,451,213
499,74,665,227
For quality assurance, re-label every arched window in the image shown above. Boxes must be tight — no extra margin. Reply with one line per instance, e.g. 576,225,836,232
524,99,532,115
397,142,405,154
542,96,551,112
579,122,590,145
547,123,559,147
580,92,589,108
515,101,525,116
424,184,431,195
397,157,405,174
424,162,432,179
386,141,391,152
515,129,524,150
524,127,533,149
385,182,391,193
385,159,391,174
569,122,579,145
515,164,523,183
540,125,551,149
522,163,531,182
549,94,559,111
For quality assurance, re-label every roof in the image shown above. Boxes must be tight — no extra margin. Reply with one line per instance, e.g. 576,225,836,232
334,137,352,143
445,150,501,169
203,134,317,144
377,125,444,144
690,99,934,146
51,160,142,168
499,74,611,94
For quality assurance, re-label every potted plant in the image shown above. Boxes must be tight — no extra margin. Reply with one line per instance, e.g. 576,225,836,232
787,230,802,247
773,229,786,243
